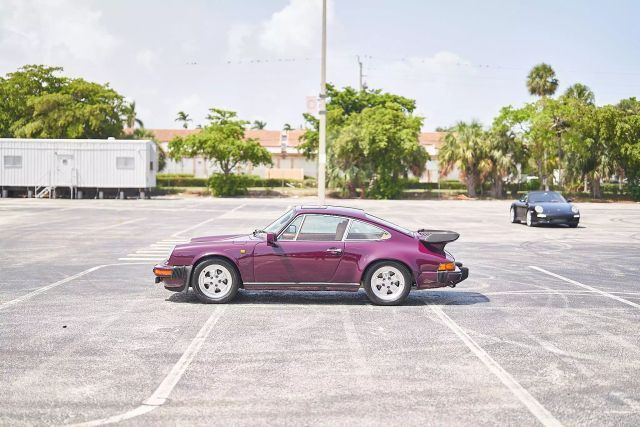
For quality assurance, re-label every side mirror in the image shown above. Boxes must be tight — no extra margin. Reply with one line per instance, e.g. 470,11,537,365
266,232,277,246
566,198,573,203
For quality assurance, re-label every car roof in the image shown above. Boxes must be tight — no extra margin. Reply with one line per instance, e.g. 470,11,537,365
528,191,561,195
293,205,367,219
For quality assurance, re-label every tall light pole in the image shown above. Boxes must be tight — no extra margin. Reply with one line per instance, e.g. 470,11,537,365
317,0,327,204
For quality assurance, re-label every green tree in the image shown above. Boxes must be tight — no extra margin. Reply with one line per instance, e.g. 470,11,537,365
300,84,423,198
526,63,559,98
169,108,272,196
13,78,126,139
123,101,144,128
0,65,67,137
331,103,428,198
488,107,529,197
525,63,560,190
282,123,293,131
251,120,267,130
439,121,490,197
563,83,595,105
175,111,192,129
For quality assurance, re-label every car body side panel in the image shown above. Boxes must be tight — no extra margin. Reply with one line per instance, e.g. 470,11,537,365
252,240,345,283
336,236,449,285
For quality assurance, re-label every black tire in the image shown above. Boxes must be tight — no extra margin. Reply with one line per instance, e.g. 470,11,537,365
526,210,535,227
510,207,520,223
363,260,412,306
569,222,579,228
191,258,240,304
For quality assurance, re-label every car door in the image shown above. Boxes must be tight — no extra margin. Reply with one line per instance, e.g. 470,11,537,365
253,214,349,283
516,194,528,220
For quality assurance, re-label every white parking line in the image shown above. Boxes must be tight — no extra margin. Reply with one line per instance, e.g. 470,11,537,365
69,306,227,426
529,266,640,310
429,305,563,427
0,263,148,310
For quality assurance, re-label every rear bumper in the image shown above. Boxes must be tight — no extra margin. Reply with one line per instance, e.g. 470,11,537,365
416,263,469,289
153,264,191,292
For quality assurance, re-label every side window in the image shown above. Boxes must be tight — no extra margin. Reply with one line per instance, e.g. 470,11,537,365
4,155,22,169
279,215,304,241
346,220,389,240
296,215,349,241
116,157,135,170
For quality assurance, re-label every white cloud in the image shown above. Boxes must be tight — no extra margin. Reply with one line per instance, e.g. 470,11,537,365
0,0,118,63
227,0,334,58
135,49,160,70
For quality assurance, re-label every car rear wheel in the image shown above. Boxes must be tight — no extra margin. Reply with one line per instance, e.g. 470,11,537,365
526,210,535,227
363,261,411,306
510,207,520,223
192,258,239,304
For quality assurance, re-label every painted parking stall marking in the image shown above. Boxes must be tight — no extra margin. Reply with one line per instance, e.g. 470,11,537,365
429,305,564,427
118,239,188,262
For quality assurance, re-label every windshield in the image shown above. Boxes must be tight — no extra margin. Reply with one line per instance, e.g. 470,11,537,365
365,214,414,236
263,209,295,233
529,192,566,203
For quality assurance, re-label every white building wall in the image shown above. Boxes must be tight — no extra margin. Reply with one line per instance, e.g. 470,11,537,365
0,139,156,188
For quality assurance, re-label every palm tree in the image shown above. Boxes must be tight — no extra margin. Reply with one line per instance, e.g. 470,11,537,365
526,63,558,97
439,121,490,197
123,101,144,129
251,120,267,130
283,123,293,131
175,111,192,129
563,83,595,105
527,63,559,190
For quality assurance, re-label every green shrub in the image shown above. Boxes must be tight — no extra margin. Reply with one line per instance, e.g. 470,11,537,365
208,173,253,196
627,178,640,201
157,174,208,187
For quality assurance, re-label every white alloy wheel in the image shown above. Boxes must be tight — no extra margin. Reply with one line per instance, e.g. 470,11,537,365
370,265,406,302
198,263,234,300
526,210,533,227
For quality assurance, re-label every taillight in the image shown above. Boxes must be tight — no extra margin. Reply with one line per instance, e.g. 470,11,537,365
437,262,455,271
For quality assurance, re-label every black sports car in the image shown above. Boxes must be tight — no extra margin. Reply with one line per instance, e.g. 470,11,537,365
510,191,580,227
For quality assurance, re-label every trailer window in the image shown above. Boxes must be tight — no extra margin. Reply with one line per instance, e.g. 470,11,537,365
4,155,22,169
149,161,154,171
116,157,135,170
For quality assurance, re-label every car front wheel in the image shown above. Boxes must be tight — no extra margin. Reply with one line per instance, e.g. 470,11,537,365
526,210,535,227
363,261,412,306
192,258,240,304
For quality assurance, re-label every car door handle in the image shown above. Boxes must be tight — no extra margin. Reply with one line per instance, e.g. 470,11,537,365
326,248,343,255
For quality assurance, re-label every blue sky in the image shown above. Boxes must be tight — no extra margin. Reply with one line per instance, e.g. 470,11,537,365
1,0,639,130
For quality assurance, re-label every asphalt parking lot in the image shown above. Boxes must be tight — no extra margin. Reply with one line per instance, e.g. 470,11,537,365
1,197,639,426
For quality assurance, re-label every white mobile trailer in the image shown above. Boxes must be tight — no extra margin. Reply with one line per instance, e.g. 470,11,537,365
0,138,157,198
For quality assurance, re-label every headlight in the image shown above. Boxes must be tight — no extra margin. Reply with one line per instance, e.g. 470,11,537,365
534,205,544,213
571,206,579,214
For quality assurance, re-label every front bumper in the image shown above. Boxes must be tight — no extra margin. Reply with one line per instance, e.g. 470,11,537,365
153,263,191,292
533,213,579,224
417,263,469,289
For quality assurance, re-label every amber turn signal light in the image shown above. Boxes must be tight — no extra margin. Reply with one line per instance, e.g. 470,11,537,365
437,262,456,271
153,267,173,277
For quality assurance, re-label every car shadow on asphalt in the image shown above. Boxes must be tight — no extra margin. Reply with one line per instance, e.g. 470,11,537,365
166,289,490,306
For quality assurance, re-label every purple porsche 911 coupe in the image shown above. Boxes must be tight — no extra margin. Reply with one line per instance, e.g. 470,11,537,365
153,205,468,305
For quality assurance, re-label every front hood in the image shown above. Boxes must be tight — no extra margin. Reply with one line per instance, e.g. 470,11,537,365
189,234,243,243
534,202,573,214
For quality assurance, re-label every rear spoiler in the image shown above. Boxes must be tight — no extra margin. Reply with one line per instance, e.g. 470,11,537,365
416,229,460,253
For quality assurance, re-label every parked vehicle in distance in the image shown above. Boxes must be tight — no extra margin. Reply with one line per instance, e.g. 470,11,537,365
510,191,580,227
153,205,469,306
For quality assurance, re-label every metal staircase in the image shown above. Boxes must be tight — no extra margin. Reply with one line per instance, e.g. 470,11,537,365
35,185,54,198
